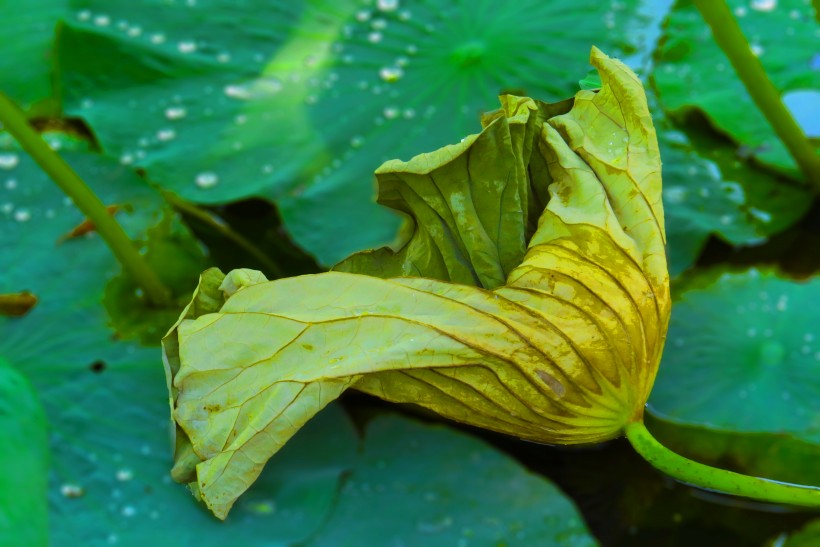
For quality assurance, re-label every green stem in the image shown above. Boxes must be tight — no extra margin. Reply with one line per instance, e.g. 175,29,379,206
625,421,820,507
693,0,820,187
162,192,286,279
0,92,171,306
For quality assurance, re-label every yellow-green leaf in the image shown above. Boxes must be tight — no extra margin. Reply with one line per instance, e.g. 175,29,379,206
162,47,670,519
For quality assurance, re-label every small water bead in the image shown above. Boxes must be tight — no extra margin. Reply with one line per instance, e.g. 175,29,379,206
402,108,416,119
751,0,777,11
0,203,12,214
734,6,747,17
217,51,231,63
262,164,274,174
383,106,399,119
398,9,411,20
356,9,371,22
663,186,687,204
5,178,17,190
93,14,111,26
127,26,142,37
150,33,166,44
371,18,387,30
60,483,85,498
77,9,91,21
115,468,133,482
178,41,197,54
367,31,383,43
0,153,19,170
750,44,764,57
379,66,403,82
377,0,399,12
121,506,136,517
305,94,318,105
164,106,187,120
14,209,31,222
156,128,176,141
224,84,251,100
350,136,364,148
195,172,219,188
405,44,418,55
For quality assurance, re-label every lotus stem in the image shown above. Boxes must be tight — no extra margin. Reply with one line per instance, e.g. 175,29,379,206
0,91,171,306
625,420,820,507
693,0,820,187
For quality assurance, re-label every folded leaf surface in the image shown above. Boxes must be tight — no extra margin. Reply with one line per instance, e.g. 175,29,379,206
162,47,670,519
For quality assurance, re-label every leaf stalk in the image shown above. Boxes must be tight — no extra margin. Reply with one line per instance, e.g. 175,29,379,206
0,91,171,306
625,420,820,507
693,0,820,187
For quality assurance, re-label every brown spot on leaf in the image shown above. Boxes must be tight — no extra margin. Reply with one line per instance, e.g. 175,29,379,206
203,403,222,412
0,291,38,316
536,369,566,398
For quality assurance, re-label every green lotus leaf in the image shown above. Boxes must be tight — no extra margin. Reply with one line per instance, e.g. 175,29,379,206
162,48,671,519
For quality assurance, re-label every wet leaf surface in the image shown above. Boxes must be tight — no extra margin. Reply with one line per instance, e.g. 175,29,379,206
55,0,649,264
652,0,819,177
649,268,820,486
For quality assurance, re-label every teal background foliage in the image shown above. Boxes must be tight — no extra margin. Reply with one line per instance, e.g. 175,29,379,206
1,0,818,545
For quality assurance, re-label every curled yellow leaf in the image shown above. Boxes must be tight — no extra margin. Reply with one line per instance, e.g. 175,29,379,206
162,48,670,519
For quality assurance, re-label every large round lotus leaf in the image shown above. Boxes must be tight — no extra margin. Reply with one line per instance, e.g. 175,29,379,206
0,0,67,108
659,122,811,276
650,269,820,455
310,415,597,547
652,0,819,177
0,358,49,547
0,140,360,544
55,0,649,264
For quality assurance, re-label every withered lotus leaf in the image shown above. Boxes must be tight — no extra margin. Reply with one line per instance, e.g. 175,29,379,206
162,48,670,519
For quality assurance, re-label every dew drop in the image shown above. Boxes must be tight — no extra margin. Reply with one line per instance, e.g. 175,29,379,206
115,468,133,482
379,66,404,82
383,106,399,119
350,135,364,148
367,31,383,43
156,128,176,141
93,14,111,26
164,106,187,120
734,6,747,17
750,43,764,57
0,152,19,170
0,203,12,214
751,0,776,12
216,51,231,63
4,178,17,190
150,33,166,44
355,9,371,22
178,40,197,53
127,26,142,37
224,84,251,100
76,9,91,21
60,483,85,498
13,209,30,222
121,506,136,517
371,18,387,30
195,172,219,188
377,0,399,12
406,44,418,55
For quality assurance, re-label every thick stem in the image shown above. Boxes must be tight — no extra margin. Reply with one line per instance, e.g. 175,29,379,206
0,92,170,306
625,421,820,507
693,0,820,187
